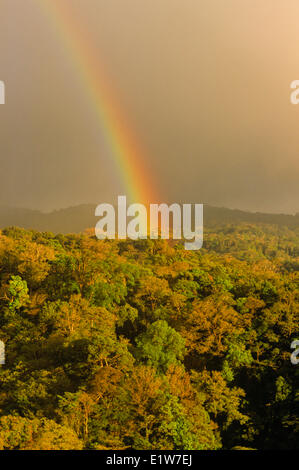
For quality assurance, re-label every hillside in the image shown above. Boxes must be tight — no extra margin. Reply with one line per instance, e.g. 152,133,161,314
0,224,298,449
0,204,299,233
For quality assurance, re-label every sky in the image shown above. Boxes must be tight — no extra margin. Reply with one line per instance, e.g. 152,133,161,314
0,0,299,214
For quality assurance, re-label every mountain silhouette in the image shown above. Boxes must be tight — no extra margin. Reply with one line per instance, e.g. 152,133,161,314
0,204,298,233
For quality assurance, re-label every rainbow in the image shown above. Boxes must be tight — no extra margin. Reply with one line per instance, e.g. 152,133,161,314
37,0,159,205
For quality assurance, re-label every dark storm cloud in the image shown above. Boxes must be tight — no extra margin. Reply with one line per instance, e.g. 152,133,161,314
0,0,298,213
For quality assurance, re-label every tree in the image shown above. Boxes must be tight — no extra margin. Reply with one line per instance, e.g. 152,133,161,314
135,320,185,373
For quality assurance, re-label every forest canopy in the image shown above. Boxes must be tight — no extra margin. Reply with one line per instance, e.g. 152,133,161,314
0,223,298,450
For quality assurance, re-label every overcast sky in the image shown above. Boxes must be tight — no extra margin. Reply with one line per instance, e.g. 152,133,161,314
0,0,299,213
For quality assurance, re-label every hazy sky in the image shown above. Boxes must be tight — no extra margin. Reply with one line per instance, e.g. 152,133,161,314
0,0,299,213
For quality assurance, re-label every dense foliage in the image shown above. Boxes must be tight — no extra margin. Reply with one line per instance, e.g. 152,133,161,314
0,223,298,450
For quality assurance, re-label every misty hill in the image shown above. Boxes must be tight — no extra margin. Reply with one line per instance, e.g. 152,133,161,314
0,204,299,233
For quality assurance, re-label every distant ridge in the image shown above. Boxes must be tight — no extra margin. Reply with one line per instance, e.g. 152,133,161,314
0,204,298,233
